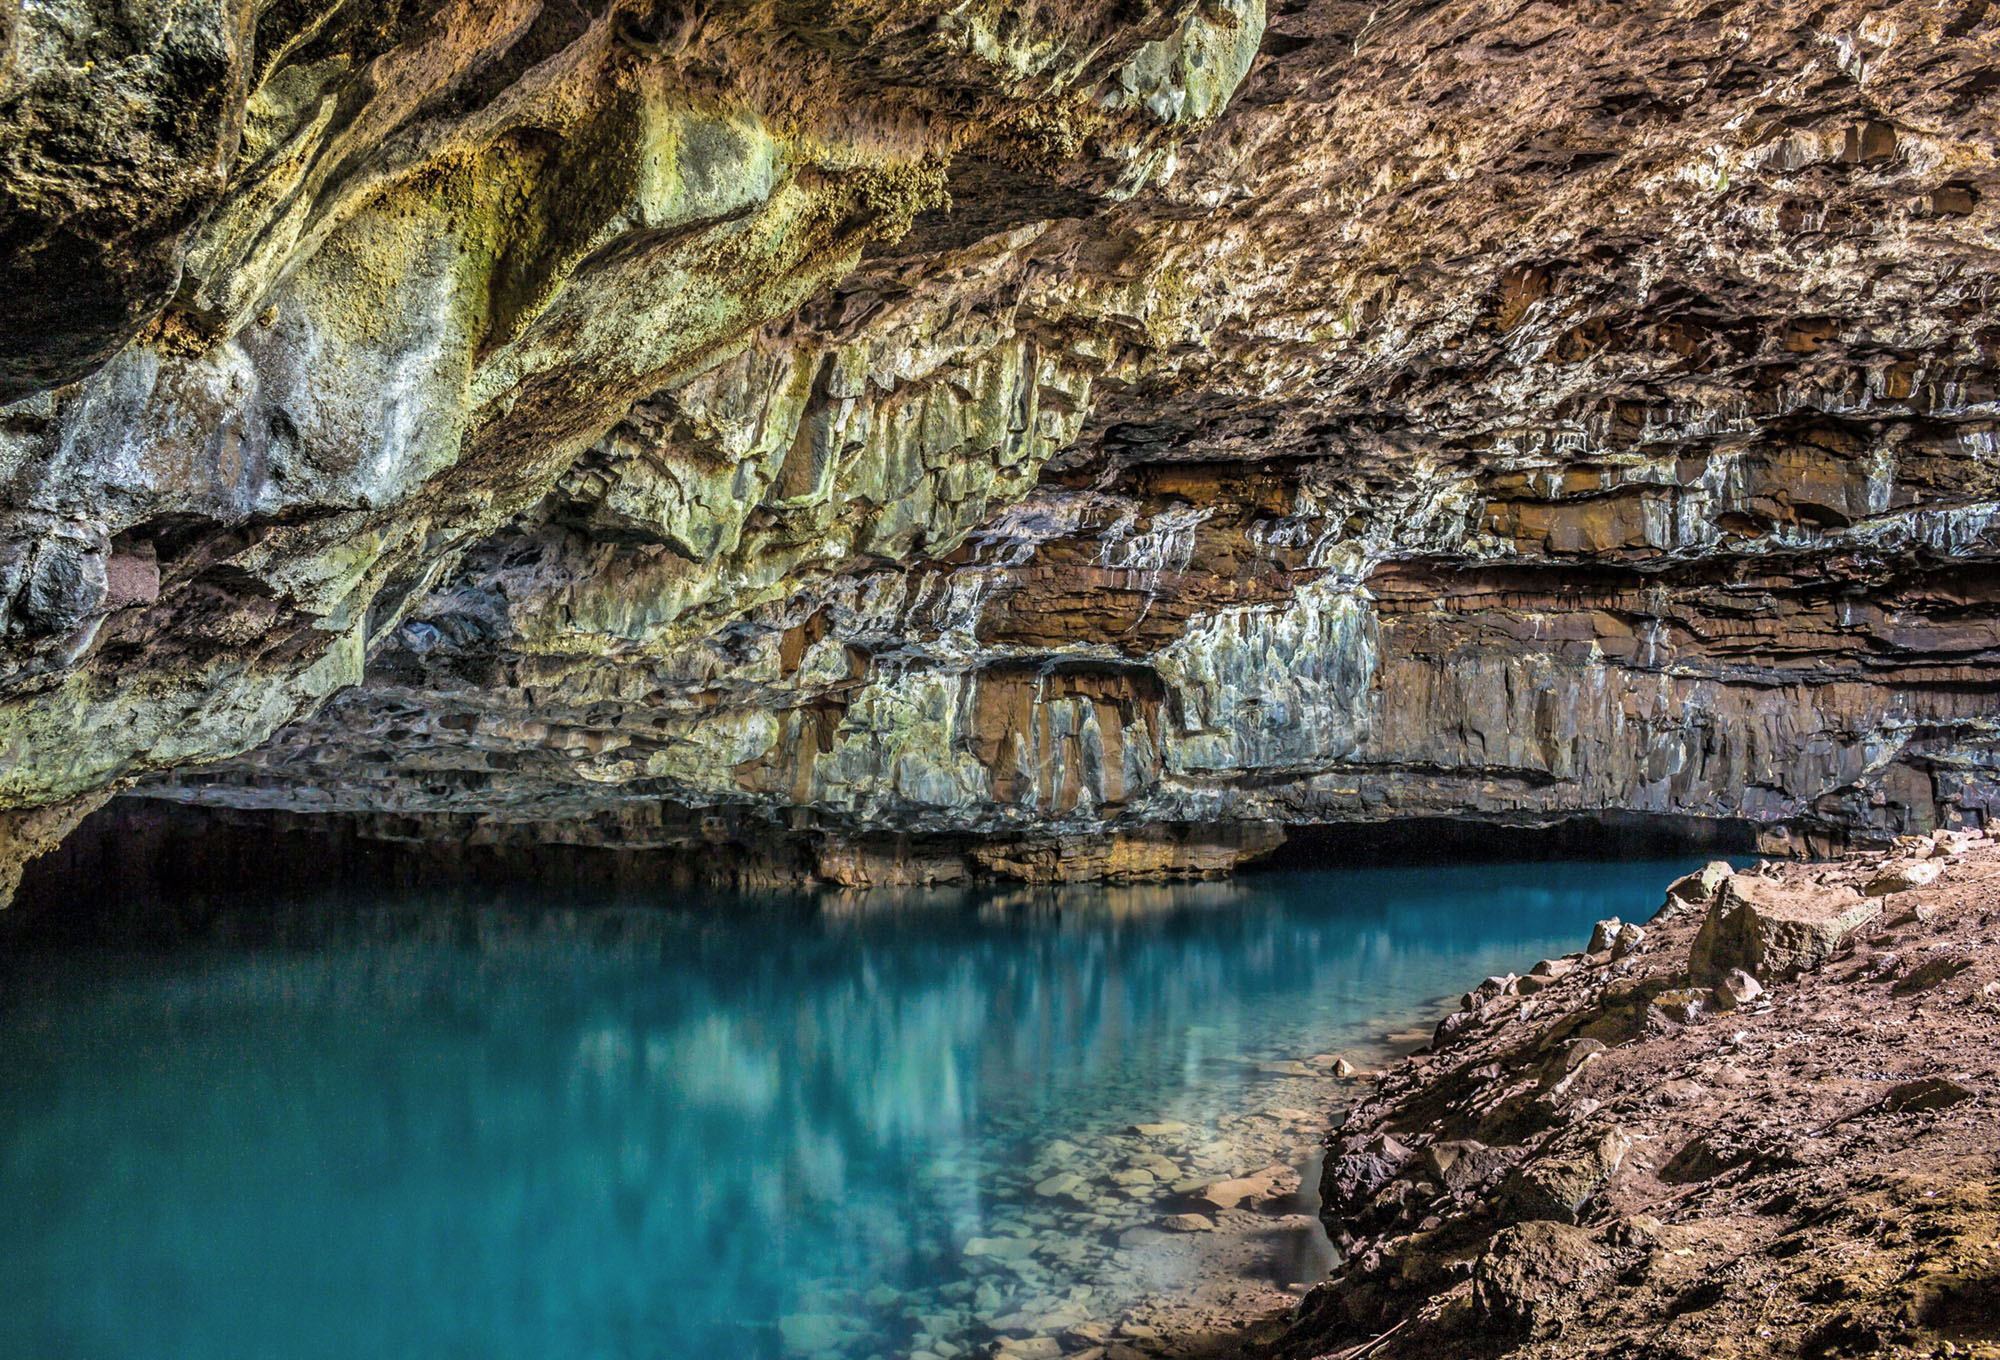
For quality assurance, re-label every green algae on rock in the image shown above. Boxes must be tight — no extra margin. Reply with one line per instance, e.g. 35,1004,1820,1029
13,0,2000,889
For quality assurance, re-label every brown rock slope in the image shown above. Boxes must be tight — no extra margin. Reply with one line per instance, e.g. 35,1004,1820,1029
1265,837,2000,1360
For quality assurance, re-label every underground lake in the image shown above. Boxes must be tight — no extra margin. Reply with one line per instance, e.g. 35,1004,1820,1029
0,857,1714,1360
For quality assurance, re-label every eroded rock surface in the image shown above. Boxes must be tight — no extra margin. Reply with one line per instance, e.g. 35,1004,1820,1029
11,2,2000,883
1267,832,2000,1360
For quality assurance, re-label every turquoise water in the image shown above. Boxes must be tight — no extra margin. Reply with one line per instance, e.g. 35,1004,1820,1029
0,860,1702,1360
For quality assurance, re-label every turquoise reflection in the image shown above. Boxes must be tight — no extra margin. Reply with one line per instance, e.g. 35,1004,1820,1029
0,860,1705,1360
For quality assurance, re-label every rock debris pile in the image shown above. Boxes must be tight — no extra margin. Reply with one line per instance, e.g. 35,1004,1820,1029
1264,835,2000,1360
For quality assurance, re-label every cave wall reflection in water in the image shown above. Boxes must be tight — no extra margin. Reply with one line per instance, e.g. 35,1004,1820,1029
0,860,1709,1360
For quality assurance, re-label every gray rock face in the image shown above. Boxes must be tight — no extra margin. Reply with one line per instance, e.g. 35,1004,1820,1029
9,1,2000,886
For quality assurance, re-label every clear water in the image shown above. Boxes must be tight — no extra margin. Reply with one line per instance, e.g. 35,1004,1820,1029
0,860,1704,1360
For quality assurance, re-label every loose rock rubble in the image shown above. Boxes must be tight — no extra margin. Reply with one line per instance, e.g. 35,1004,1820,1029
1255,835,2000,1360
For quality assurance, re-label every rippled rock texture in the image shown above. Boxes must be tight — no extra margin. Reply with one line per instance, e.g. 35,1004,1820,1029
8,1,2000,886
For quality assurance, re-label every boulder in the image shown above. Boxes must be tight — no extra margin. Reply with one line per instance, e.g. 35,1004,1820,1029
1323,1134,1416,1217
1657,860,1735,919
1472,1221,1614,1335
1864,858,1943,896
1688,874,1880,985
1498,1126,1632,1225
1425,1139,1524,1196
1587,919,1623,953
1610,923,1646,958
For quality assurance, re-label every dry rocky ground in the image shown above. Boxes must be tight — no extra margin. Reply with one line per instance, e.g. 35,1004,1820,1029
1226,838,2000,1360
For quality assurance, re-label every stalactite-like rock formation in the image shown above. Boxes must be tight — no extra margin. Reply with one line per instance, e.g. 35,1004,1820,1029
7,1,2000,889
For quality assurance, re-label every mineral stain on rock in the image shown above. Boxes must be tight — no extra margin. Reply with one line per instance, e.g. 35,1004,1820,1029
4,3,2000,891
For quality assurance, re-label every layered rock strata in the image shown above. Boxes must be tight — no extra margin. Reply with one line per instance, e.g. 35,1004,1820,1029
9,2,2000,884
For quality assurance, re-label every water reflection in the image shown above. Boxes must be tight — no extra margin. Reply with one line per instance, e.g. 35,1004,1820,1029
0,860,1705,1360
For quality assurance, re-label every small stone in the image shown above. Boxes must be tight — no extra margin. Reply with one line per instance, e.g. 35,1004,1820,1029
1256,1060,1316,1077
1331,1057,1358,1078
1587,918,1623,953
1528,957,1578,980
964,1236,1039,1260
1194,1173,1277,1211
1127,1121,1186,1137
1162,1213,1215,1232
1422,1138,1483,1181
1879,1076,1974,1113
778,1314,845,1354
1650,988,1709,1025
1893,954,1973,994
1540,1037,1606,1080
1611,922,1646,958
994,1338,1063,1360
1711,968,1764,1011
1035,1172,1085,1198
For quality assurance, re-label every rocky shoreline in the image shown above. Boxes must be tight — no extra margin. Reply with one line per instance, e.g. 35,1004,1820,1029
1223,838,2000,1360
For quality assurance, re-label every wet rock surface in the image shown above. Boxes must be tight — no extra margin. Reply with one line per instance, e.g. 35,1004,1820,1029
1257,834,2000,1360
8,6,2000,884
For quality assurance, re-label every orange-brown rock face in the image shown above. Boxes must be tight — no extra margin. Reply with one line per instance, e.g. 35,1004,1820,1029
13,1,2000,883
